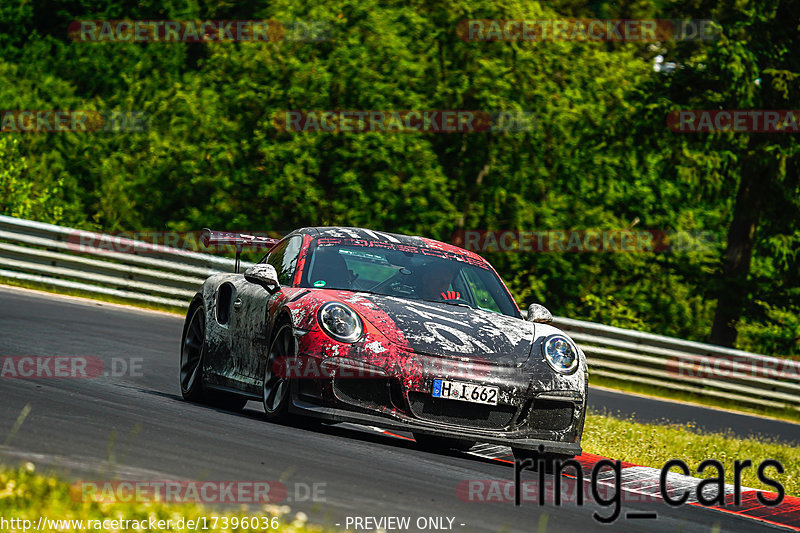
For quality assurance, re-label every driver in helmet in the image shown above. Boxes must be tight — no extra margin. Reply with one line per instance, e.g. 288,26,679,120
419,260,461,301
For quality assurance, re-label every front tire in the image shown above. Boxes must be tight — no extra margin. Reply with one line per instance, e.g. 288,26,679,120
262,322,294,422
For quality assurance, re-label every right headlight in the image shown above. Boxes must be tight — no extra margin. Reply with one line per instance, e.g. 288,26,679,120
318,302,363,343
542,335,579,375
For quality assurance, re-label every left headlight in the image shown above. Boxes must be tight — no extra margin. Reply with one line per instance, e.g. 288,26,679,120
542,335,579,375
318,302,363,343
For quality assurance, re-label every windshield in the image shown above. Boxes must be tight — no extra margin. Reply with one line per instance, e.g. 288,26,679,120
300,237,521,318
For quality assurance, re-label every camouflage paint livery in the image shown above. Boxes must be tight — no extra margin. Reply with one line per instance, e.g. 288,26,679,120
186,227,587,455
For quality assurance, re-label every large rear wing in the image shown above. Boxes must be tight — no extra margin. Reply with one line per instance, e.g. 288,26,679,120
201,228,280,273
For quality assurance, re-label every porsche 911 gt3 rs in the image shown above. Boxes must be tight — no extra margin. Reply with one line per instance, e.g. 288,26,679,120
179,227,588,462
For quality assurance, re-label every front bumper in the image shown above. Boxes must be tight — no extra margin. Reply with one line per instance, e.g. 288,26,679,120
291,348,586,455
289,398,582,456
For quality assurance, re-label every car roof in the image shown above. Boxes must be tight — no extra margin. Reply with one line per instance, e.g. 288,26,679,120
293,226,488,265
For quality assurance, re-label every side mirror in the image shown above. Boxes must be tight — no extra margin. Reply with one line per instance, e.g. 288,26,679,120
526,303,553,324
244,264,280,294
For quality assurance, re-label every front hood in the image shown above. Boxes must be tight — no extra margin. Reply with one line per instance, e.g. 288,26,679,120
339,292,535,366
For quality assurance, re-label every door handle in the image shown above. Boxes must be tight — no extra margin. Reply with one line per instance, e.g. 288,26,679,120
233,298,242,310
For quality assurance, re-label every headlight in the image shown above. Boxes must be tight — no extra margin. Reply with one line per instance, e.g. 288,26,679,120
542,335,579,375
318,302,363,343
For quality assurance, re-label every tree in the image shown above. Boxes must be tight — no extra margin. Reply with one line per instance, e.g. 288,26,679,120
653,0,800,348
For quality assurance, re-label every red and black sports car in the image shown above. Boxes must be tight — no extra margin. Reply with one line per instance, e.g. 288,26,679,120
179,227,587,462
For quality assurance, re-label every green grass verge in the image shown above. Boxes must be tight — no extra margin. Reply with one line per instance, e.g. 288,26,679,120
0,463,327,532
590,374,800,425
0,277,186,315
584,411,800,497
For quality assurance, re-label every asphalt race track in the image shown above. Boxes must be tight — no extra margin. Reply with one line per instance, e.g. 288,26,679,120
0,285,795,532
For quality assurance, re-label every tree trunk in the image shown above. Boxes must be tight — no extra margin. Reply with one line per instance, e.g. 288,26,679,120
709,144,768,347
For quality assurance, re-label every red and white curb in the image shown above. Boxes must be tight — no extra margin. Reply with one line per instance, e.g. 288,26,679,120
366,427,800,530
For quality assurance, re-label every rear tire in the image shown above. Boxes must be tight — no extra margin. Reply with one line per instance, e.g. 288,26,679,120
413,433,476,452
180,301,248,412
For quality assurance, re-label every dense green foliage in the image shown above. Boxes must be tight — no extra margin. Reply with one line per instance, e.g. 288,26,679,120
0,0,797,355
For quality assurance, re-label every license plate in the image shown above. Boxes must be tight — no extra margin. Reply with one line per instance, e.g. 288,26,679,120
431,379,499,405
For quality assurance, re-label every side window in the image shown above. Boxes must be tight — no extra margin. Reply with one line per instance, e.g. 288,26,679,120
462,268,502,313
266,235,303,286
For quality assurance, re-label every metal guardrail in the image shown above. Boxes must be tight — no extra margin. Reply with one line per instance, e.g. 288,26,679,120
0,215,797,411
552,317,800,411
0,215,251,308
